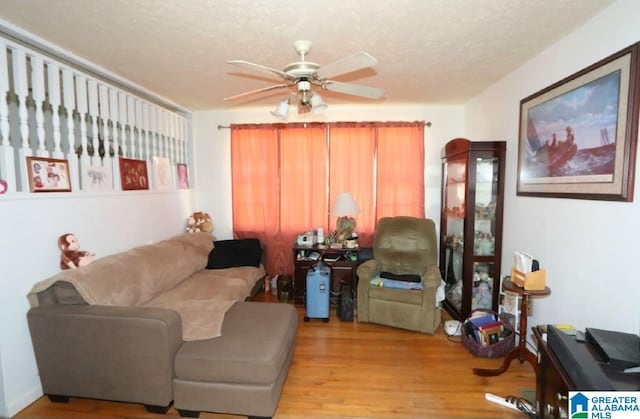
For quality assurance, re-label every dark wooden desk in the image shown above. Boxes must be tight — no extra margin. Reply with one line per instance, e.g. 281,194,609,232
292,245,360,305
473,278,551,376
533,326,573,418
532,325,640,417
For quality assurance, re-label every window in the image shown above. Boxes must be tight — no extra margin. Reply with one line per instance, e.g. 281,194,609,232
231,121,425,275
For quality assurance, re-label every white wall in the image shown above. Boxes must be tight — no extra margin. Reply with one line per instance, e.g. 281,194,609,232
0,190,193,417
192,104,465,243
465,0,640,334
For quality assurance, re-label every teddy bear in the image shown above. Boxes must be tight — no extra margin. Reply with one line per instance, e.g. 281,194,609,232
58,233,95,270
186,212,213,234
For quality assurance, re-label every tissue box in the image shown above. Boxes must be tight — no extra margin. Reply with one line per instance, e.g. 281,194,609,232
511,267,546,290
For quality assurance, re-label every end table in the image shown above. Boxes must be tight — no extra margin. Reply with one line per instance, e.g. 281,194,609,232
473,278,551,376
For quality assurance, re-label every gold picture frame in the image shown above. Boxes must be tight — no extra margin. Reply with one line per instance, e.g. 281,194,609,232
517,42,640,201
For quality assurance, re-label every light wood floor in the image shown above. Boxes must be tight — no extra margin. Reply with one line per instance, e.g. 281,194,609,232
16,292,536,419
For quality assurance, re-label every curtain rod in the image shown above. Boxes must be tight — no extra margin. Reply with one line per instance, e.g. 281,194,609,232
217,121,432,130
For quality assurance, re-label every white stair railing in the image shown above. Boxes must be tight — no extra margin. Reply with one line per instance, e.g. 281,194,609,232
0,33,192,197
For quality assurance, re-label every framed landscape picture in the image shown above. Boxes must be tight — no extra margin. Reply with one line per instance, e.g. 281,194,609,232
517,42,640,201
26,157,71,192
119,157,149,191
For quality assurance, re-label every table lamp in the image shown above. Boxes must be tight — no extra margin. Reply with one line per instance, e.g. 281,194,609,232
330,192,360,241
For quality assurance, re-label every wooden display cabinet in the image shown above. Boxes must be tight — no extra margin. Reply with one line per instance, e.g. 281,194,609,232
440,138,506,321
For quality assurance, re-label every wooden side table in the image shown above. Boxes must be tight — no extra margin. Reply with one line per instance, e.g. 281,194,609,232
473,278,551,376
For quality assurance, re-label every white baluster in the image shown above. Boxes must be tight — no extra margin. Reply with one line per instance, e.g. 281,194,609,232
164,111,171,159
98,84,112,171
31,55,47,157
109,88,121,190
142,102,150,164
118,92,127,157
171,115,178,190
12,48,30,189
149,105,158,160
176,116,183,165
135,99,143,160
160,109,168,158
75,75,90,180
87,79,99,166
183,116,190,170
47,62,63,159
62,68,79,192
169,113,177,164
127,96,136,159
0,40,16,193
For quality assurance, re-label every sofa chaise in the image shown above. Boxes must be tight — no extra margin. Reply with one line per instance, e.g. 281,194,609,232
26,233,298,419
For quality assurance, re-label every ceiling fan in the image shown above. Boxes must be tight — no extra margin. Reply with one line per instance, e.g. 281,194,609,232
224,40,384,118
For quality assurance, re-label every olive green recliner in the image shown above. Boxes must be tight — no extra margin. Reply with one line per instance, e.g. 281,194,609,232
357,216,442,334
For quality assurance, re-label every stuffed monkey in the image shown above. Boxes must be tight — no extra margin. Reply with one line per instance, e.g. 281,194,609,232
58,233,95,270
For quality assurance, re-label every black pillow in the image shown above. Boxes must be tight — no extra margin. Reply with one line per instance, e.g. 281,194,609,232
380,271,422,283
206,238,263,269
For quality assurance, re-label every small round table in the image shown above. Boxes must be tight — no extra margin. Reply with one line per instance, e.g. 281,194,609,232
473,278,551,377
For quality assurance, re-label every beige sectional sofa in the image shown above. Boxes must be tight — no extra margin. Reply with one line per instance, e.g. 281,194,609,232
27,233,298,419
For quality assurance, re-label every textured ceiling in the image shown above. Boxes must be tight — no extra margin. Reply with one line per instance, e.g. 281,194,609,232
0,0,615,111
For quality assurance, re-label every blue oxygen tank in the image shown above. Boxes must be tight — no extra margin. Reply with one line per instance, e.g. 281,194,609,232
304,261,330,322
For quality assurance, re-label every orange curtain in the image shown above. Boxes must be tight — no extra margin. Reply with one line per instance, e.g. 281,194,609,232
231,121,425,275
329,123,376,246
376,123,425,218
230,126,283,273
231,124,327,275
278,126,328,273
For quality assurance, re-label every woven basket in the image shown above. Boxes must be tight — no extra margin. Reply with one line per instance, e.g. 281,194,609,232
461,309,515,358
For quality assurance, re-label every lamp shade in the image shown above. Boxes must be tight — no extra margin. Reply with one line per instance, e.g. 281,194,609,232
270,97,290,120
331,192,360,216
310,93,327,114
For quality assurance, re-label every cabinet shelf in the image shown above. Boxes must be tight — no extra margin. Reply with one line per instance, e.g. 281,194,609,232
440,138,506,321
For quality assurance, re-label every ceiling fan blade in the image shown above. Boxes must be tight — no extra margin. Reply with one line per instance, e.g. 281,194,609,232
322,81,384,100
315,52,378,80
224,83,293,101
227,60,296,81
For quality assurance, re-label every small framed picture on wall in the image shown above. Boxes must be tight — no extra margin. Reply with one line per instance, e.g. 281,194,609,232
177,163,189,189
26,157,72,192
119,157,149,191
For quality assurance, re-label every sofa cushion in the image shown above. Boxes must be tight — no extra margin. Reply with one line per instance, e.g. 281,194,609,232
189,266,265,296
53,281,88,305
206,239,263,269
175,302,297,385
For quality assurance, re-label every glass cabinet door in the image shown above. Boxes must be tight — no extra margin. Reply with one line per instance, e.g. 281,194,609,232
443,156,466,313
471,157,499,311
473,157,498,257
440,138,505,321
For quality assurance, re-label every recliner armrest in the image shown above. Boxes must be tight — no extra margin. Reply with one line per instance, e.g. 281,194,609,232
356,259,381,322
421,265,442,289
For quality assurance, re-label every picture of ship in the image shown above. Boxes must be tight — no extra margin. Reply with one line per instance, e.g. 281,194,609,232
522,70,620,180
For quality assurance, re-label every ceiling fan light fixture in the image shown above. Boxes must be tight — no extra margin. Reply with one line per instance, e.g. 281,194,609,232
310,93,327,114
227,40,384,119
270,96,290,120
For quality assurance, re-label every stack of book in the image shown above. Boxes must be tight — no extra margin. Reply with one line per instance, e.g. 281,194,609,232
468,313,505,346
